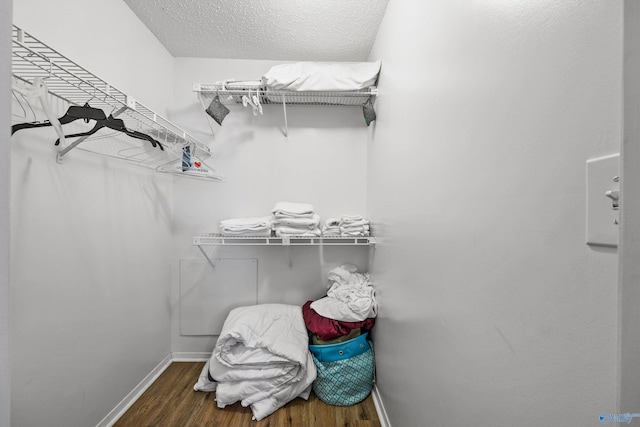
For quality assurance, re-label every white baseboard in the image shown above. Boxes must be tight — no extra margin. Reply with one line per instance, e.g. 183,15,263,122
96,353,173,427
372,384,392,427
171,352,211,362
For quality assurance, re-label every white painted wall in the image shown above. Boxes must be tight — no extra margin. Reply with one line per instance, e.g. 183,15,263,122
367,1,621,426
10,1,175,426
0,1,13,426
170,58,371,352
620,0,640,415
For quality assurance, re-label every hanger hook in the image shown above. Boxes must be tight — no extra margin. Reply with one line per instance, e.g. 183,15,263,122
83,83,96,106
43,54,53,80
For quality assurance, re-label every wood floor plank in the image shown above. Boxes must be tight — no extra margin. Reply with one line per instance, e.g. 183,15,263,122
114,362,381,427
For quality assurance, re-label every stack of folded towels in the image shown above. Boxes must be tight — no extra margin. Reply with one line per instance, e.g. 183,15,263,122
219,216,272,236
322,215,371,237
340,215,370,236
321,218,341,236
272,202,321,237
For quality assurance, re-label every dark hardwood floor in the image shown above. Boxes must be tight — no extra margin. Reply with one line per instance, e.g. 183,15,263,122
114,362,382,427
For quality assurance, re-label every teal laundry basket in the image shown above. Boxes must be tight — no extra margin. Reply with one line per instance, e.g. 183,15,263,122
309,332,375,406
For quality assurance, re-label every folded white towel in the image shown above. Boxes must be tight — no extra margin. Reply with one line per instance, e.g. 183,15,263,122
341,231,369,237
334,215,371,236
340,215,364,224
341,224,370,232
322,226,341,236
220,228,272,237
220,216,272,236
274,226,321,237
339,218,369,228
272,214,320,229
322,217,340,236
221,216,272,229
324,217,341,227
272,202,315,219
340,227,370,237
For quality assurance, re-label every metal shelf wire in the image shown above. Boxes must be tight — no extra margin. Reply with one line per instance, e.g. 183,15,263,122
11,25,222,181
194,83,377,106
192,233,375,270
194,82,377,137
193,233,376,246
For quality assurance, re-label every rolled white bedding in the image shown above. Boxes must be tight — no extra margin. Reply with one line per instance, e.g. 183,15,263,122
195,304,316,421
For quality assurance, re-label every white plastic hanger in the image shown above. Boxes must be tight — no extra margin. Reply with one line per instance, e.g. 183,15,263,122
252,89,263,115
11,83,35,120
242,93,257,115
12,76,66,146
155,156,224,181
241,89,263,116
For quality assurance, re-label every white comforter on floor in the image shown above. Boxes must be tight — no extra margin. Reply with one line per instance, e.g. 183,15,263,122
194,304,316,421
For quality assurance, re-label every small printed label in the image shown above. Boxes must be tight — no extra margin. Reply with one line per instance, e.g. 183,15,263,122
174,164,210,175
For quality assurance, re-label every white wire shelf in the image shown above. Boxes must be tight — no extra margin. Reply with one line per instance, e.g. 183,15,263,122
194,83,377,107
194,82,377,138
11,25,222,181
193,233,376,247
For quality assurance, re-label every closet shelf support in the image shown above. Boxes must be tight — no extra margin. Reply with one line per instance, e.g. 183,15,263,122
282,94,288,138
197,245,216,271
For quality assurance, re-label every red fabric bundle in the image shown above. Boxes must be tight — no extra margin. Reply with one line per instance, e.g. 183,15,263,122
302,300,375,341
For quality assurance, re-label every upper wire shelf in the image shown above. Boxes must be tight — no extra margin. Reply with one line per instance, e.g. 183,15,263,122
194,83,378,107
194,82,377,138
11,25,222,181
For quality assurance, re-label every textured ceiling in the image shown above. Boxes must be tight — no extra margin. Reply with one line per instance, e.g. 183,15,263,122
123,0,389,61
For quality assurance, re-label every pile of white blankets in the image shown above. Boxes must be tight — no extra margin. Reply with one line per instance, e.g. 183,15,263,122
219,216,272,236
271,202,321,237
194,304,317,421
311,264,377,322
322,215,371,237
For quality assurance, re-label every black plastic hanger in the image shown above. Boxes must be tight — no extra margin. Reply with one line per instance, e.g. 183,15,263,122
55,114,163,151
11,104,106,135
